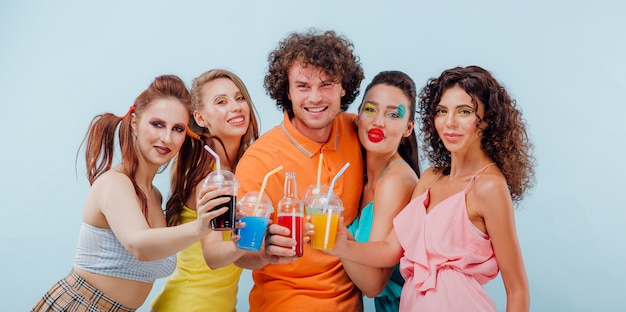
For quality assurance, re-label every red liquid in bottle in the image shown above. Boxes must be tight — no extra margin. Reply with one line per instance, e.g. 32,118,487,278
277,214,304,257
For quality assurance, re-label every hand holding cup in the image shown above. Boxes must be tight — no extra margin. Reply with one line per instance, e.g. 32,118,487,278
263,223,299,264
195,185,231,234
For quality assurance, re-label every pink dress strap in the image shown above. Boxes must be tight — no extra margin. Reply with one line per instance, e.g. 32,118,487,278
463,162,496,193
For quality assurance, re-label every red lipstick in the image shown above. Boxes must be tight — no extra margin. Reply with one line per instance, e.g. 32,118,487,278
367,128,384,143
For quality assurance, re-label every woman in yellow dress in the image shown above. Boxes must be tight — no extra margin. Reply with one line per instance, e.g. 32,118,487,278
150,69,260,312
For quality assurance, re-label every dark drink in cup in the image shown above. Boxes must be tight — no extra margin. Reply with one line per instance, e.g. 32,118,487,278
204,170,239,231
211,194,237,230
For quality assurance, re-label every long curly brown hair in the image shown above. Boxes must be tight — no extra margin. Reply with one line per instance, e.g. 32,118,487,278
264,28,365,117
418,65,535,202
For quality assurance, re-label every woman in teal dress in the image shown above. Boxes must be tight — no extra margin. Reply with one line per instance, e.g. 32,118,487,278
344,70,421,311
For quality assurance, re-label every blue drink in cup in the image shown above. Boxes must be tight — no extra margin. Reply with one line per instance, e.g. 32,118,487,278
236,191,273,251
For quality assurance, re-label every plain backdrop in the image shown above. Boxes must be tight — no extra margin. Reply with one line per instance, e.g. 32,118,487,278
1,1,625,311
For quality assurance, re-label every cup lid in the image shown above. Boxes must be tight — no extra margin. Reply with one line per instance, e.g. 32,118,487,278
303,192,342,208
239,191,274,211
303,183,330,198
205,170,238,185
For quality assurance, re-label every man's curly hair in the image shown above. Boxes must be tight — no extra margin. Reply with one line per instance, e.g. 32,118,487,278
418,65,536,202
264,28,365,118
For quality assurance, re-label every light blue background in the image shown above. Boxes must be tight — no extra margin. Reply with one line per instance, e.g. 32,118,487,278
1,1,624,311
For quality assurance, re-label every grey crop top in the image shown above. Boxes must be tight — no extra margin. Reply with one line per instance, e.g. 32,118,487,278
73,222,176,283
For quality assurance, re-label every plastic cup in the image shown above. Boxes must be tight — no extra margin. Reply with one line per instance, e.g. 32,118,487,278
306,194,343,250
236,191,274,251
204,170,239,231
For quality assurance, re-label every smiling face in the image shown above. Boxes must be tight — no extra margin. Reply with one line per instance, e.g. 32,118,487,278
287,61,346,142
434,85,485,154
132,97,189,168
193,78,251,141
357,84,413,155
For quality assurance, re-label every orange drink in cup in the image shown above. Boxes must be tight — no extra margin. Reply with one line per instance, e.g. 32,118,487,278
307,194,343,250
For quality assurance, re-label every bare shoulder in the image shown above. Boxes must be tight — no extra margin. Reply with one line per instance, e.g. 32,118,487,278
83,169,137,227
473,167,508,199
90,169,134,197
378,161,419,192
411,167,438,197
470,166,513,216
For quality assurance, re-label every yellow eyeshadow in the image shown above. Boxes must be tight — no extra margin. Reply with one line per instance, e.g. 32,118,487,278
363,102,377,116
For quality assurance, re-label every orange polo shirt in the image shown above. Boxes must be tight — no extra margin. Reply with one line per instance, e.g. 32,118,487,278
235,112,364,311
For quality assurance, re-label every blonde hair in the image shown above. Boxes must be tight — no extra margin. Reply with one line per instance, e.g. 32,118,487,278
190,69,260,167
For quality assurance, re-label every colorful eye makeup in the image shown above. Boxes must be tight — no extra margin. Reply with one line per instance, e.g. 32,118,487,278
363,102,377,116
397,104,406,118
363,102,407,119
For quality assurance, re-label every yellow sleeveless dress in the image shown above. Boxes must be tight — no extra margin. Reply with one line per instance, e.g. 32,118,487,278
150,205,242,312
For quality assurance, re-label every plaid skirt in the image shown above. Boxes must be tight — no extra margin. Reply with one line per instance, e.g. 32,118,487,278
31,270,135,312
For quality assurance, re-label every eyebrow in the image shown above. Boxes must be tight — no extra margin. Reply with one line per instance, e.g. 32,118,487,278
212,94,228,102
151,116,186,124
366,101,399,110
436,103,473,109
294,78,337,85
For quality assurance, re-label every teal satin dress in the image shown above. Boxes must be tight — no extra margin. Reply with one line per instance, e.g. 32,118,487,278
347,200,404,312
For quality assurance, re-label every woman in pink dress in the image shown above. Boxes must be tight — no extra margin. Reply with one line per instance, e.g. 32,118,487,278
331,65,535,311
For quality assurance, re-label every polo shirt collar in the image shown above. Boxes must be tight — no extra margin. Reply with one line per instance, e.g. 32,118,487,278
280,112,340,158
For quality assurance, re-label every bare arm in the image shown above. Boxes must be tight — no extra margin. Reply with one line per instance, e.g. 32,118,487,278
201,231,247,269
90,172,229,261
471,173,529,312
341,167,417,297
330,220,403,268
189,178,247,269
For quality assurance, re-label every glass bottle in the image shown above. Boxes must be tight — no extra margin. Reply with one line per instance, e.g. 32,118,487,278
277,172,304,257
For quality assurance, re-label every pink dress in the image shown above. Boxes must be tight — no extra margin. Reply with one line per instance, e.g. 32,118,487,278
393,164,499,311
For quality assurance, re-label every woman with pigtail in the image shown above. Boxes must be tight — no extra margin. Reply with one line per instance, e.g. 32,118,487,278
32,74,230,311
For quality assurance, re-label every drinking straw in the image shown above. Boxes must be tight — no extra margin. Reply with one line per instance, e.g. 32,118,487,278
315,154,324,195
254,165,283,215
323,208,333,249
202,145,224,190
291,207,296,251
322,162,350,248
187,129,225,186
203,145,222,176
323,162,350,212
